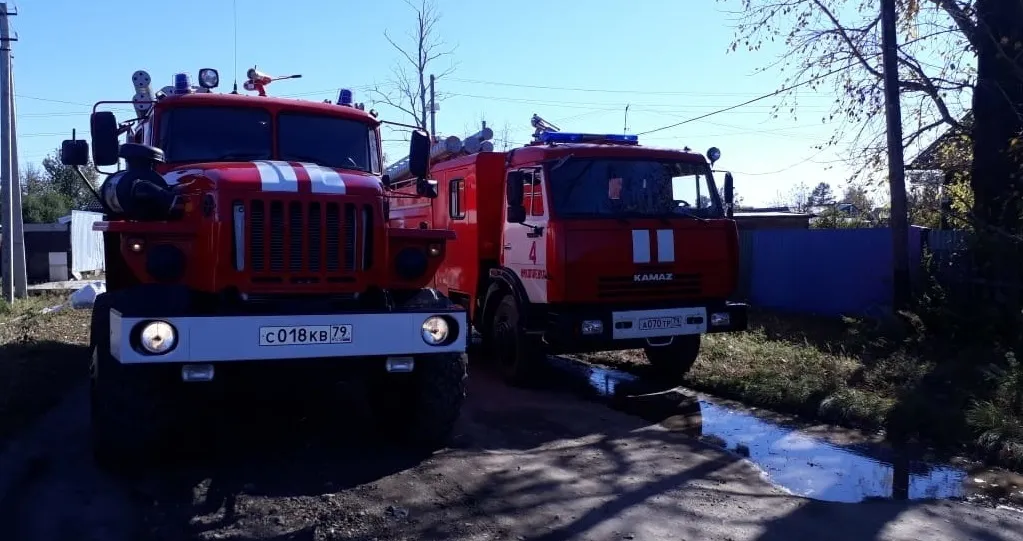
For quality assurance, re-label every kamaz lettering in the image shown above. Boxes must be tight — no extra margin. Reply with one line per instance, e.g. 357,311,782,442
634,273,673,282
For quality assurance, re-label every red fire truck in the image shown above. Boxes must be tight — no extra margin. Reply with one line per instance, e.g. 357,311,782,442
386,116,747,385
58,67,468,469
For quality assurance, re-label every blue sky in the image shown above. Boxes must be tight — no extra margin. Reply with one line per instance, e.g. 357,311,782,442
11,0,868,205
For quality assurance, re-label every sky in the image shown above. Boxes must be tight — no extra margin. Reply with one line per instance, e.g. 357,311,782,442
8,0,896,206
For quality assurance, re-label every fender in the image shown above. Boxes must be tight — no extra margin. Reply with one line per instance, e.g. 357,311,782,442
89,284,192,347
479,266,536,330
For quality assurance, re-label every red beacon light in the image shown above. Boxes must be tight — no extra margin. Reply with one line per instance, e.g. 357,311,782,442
243,66,302,97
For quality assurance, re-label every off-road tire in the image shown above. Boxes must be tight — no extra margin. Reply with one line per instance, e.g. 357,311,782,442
490,295,543,386
89,295,174,474
372,353,468,450
643,335,701,383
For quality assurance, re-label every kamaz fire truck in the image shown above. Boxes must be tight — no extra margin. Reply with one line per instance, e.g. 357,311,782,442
385,115,747,385
58,67,468,468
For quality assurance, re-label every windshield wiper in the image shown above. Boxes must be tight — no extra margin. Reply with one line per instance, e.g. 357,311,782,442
550,153,575,171
282,154,370,172
676,207,709,224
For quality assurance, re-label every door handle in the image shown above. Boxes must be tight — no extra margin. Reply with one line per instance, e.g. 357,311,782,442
503,244,512,250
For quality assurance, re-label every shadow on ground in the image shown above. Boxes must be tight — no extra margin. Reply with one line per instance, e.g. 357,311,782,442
0,340,89,447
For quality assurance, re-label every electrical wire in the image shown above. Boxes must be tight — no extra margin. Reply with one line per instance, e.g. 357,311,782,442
635,66,853,136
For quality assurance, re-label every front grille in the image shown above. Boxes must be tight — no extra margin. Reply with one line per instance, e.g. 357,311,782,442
242,198,375,283
597,272,702,300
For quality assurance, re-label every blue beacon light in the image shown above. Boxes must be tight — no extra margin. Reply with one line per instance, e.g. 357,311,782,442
539,132,639,144
173,72,192,94
338,88,353,106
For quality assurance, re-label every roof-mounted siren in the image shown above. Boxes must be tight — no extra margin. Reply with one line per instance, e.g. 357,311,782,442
530,114,561,142
131,70,154,119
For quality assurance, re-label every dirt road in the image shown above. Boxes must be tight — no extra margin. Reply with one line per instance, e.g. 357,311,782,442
0,367,1020,541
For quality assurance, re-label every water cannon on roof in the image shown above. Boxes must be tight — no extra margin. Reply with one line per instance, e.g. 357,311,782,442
243,66,302,97
530,113,560,141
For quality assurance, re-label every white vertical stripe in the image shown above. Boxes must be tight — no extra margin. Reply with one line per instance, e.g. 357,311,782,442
253,160,299,192
656,229,675,263
632,229,651,263
301,163,347,194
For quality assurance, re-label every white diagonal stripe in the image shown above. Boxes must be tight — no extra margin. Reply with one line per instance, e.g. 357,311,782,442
301,163,346,194
253,160,299,192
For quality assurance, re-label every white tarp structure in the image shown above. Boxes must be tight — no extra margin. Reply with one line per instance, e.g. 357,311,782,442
70,210,104,274
69,281,106,308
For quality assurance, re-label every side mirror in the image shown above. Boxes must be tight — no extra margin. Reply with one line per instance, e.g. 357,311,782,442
506,171,527,223
408,129,431,179
416,178,439,199
381,173,392,189
60,138,89,167
90,111,120,166
724,172,735,218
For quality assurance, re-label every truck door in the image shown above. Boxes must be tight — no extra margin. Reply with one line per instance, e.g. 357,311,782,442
502,167,549,303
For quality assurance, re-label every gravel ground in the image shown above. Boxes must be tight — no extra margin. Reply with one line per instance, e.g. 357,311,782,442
0,363,1022,541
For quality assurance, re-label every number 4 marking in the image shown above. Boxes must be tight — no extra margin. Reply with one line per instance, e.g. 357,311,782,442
528,241,537,263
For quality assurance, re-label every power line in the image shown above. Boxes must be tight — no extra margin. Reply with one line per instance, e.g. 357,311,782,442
635,66,852,136
443,76,835,98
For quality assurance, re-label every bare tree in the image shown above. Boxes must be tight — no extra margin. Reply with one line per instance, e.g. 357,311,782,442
723,0,976,179
496,121,515,151
370,0,457,133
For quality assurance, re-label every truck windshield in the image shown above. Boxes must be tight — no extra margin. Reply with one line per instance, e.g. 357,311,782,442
159,106,272,162
158,107,377,172
547,158,721,218
278,112,375,172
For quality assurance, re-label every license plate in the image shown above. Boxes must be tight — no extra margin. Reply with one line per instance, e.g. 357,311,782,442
258,325,352,346
638,316,684,331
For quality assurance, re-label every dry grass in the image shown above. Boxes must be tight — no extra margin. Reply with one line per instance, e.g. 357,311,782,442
0,293,91,448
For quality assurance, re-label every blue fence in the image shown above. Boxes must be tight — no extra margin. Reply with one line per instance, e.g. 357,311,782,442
735,226,930,317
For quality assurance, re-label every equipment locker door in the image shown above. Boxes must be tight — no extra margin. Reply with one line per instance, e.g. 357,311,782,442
502,168,550,303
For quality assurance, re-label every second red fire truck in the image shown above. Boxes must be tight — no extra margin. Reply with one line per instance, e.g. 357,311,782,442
386,116,748,384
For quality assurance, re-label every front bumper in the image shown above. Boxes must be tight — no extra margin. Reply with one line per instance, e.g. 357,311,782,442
109,309,467,364
541,302,748,354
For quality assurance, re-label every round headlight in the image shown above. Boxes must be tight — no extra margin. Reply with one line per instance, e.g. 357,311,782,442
139,321,177,354
421,316,450,345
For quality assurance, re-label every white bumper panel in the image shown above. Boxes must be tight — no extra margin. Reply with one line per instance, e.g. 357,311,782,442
109,309,467,364
610,307,708,340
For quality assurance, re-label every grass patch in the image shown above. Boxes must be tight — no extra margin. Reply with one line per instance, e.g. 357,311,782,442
578,308,1023,471
0,293,91,449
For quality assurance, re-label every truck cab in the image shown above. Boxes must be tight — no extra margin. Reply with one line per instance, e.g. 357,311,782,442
59,68,468,469
388,124,747,384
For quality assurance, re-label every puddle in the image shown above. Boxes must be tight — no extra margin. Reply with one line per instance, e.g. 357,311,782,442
545,355,1023,506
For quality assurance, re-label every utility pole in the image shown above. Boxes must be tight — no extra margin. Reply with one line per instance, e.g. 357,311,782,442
880,0,910,308
9,52,25,297
0,2,17,303
429,73,436,136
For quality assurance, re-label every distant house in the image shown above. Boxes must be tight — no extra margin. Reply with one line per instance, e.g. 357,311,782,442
905,112,972,228
732,207,813,230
